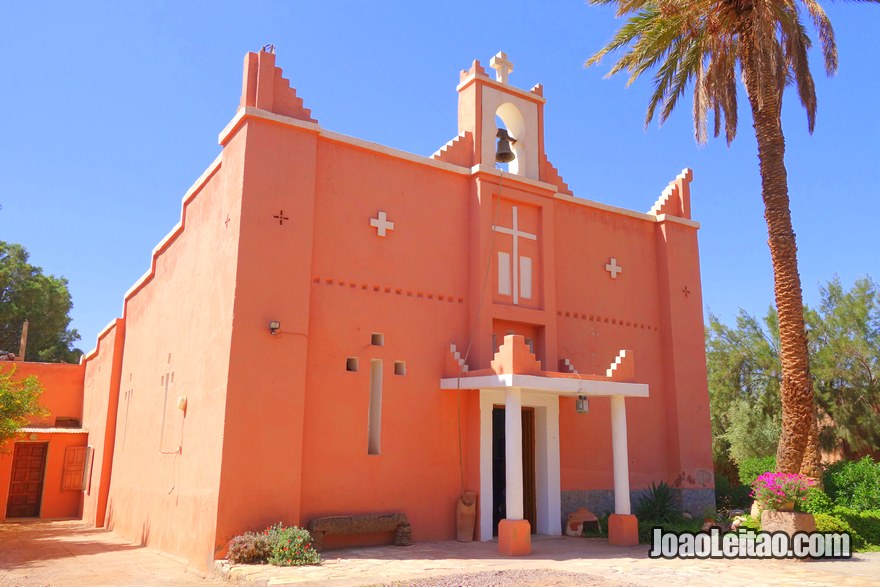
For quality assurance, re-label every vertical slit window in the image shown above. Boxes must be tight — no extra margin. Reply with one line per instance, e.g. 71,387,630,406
368,359,383,455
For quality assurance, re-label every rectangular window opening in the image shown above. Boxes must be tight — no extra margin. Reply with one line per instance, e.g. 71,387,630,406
368,359,383,455
498,252,511,296
394,361,406,376
371,332,384,346
55,417,81,428
346,357,359,372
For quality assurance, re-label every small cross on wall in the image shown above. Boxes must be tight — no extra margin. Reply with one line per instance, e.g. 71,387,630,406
682,286,691,298
605,258,623,279
370,211,395,237
273,210,290,225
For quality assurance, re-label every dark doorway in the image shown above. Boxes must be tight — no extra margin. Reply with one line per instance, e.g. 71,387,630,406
6,443,47,518
491,406,537,535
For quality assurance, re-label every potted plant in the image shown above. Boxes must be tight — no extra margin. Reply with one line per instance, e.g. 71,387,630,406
751,472,816,512
751,472,818,535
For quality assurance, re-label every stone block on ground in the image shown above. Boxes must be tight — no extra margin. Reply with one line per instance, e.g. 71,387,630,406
308,513,411,551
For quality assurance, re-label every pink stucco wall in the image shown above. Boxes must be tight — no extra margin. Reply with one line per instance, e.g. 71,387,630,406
94,148,242,569
81,318,125,527
74,50,713,570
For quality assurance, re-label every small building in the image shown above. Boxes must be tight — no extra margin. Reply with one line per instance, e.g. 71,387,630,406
0,362,88,520
4,50,714,570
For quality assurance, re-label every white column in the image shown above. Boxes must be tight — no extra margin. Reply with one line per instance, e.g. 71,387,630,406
505,387,524,520
610,395,631,515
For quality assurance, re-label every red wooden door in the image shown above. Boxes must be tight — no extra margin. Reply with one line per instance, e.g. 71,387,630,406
5,443,47,518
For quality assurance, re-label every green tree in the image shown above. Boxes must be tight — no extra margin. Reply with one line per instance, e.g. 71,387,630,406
587,0,878,475
0,241,82,362
809,277,880,458
0,367,47,450
706,309,782,473
707,277,880,468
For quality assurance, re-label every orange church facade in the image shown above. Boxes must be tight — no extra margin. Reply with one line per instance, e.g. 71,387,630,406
2,50,713,570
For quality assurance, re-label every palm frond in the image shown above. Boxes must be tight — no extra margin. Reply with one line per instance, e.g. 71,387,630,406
802,0,838,74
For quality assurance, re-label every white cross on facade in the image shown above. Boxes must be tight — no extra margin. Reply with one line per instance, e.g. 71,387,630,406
605,258,623,279
493,205,536,304
370,211,395,237
490,52,514,84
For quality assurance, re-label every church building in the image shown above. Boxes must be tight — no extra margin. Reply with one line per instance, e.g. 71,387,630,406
2,49,714,571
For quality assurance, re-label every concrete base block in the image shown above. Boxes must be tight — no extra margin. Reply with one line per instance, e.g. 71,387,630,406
608,514,639,546
497,519,531,556
761,510,816,535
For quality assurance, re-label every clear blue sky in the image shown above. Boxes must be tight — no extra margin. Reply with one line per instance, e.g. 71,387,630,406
1,1,878,354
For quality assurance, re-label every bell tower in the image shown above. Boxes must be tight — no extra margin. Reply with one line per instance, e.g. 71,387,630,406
456,52,546,180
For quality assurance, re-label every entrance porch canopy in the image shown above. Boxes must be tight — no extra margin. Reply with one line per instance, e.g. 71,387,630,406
440,372,648,398
439,335,649,548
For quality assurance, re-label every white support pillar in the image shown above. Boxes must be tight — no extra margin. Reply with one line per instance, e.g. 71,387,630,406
610,395,631,515
505,387,524,520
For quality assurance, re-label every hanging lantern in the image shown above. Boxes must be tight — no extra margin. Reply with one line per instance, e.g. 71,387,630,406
576,395,589,414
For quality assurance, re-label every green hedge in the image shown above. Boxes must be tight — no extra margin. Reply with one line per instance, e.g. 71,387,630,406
824,457,880,511
803,488,835,514
738,456,776,486
813,513,865,549
831,507,880,547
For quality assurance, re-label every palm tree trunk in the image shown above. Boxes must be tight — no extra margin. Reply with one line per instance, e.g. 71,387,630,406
741,28,819,475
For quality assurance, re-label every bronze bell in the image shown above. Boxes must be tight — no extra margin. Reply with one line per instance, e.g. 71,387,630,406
495,128,516,163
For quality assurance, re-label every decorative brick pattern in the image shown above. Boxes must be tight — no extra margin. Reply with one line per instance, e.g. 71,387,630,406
313,276,464,304
556,309,659,332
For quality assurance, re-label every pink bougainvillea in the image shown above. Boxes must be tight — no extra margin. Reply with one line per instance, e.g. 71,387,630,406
750,472,817,511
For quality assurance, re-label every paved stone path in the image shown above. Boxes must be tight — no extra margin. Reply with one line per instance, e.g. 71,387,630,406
2,521,879,586
217,535,880,586
0,520,221,586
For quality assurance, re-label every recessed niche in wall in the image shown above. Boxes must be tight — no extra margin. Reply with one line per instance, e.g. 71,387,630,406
394,361,406,376
371,332,385,347
346,357,359,372
368,359,383,455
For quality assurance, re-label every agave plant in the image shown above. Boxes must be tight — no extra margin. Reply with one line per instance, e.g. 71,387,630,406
634,481,684,523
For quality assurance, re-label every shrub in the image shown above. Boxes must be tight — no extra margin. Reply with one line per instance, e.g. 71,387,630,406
715,475,752,512
737,455,776,486
634,481,682,523
831,507,880,548
803,488,835,515
267,524,321,567
227,523,320,566
750,472,817,511
813,513,864,549
227,531,271,564
824,457,880,511
737,514,761,532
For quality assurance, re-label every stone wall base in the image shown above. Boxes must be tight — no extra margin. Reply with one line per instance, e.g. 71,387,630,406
561,488,716,525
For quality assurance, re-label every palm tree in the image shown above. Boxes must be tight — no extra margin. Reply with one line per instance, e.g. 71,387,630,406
587,0,876,475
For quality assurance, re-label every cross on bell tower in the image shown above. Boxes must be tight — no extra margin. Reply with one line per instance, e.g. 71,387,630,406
490,52,513,84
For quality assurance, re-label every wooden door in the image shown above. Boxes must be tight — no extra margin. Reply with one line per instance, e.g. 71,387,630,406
521,408,537,533
6,443,47,518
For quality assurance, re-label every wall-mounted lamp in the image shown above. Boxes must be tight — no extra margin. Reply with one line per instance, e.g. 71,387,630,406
495,128,516,163
269,320,281,335
576,395,589,414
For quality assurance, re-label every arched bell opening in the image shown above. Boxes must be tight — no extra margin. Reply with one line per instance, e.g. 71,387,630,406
495,103,527,176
